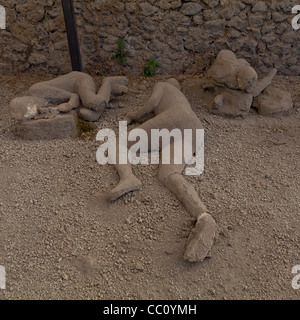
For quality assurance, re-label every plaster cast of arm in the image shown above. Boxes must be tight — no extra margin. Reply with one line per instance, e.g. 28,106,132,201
125,84,164,124
249,68,277,98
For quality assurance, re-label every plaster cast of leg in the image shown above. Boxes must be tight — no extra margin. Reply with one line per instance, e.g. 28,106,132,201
78,76,128,121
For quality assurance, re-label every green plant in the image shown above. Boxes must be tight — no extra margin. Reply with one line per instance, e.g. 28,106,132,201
112,37,130,64
143,59,159,77
77,118,98,140
96,70,105,76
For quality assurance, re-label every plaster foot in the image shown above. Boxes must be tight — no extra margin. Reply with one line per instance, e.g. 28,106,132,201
58,103,73,113
184,213,217,262
109,176,142,201
78,108,103,122
58,93,80,112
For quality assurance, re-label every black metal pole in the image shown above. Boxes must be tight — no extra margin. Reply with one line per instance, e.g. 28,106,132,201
61,0,82,71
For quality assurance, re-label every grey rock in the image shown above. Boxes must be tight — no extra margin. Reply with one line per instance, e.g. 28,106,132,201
228,17,246,31
149,39,165,51
253,86,293,117
251,28,261,41
184,37,209,52
261,33,277,44
48,8,61,19
227,29,242,39
16,3,45,22
220,8,236,20
125,3,135,13
54,40,68,51
157,0,181,10
235,2,246,11
202,10,219,21
257,42,266,53
138,3,158,16
249,14,265,26
28,53,47,65
272,12,286,22
267,42,291,55
127,36,143,50
261,25,275,34
276,22,289,35
170,0,182,9
231,37,258,54
252,1,268,12
278,0,295,11
140,17,156,32
11,41,28,54
180,3,203,16
181,17,191,26
220,4,244,19
202,0,220,9
177,27,188,35
167,36,184,51
193,15,203,25
282,31,298,44
0,62,12,74
204,19,225,36
112,1,124,11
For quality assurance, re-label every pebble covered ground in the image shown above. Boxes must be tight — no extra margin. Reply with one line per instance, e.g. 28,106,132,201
0,73,299,300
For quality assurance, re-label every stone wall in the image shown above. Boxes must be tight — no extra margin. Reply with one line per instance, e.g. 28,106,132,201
0,0,299,76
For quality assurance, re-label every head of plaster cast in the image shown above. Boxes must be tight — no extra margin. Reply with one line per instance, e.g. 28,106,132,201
166,78,181,90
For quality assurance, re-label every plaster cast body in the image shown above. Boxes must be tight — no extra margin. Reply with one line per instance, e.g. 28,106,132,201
10,72,128,122
205,50,278,117
110,78,217,262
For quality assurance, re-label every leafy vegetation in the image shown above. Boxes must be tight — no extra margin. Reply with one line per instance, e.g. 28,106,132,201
77,118,98,140
112,37,130,64
143,58,159,77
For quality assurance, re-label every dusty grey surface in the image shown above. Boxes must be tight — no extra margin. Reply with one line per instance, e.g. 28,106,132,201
0,73,299,300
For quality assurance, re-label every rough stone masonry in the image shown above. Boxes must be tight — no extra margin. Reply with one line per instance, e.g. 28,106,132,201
0,0,299,76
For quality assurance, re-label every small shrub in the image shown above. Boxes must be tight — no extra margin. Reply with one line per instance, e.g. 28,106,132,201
112,37,130,64
96,70,105,76
143,59,159,77
77,118,97,140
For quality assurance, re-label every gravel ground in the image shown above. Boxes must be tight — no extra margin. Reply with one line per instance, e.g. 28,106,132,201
0,72,299,300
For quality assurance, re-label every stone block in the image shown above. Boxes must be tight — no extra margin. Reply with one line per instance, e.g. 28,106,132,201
253,86,293,117
17,112,78,140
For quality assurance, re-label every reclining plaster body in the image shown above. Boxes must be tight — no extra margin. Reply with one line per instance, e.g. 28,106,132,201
110,78,217,262
10,71,128,122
